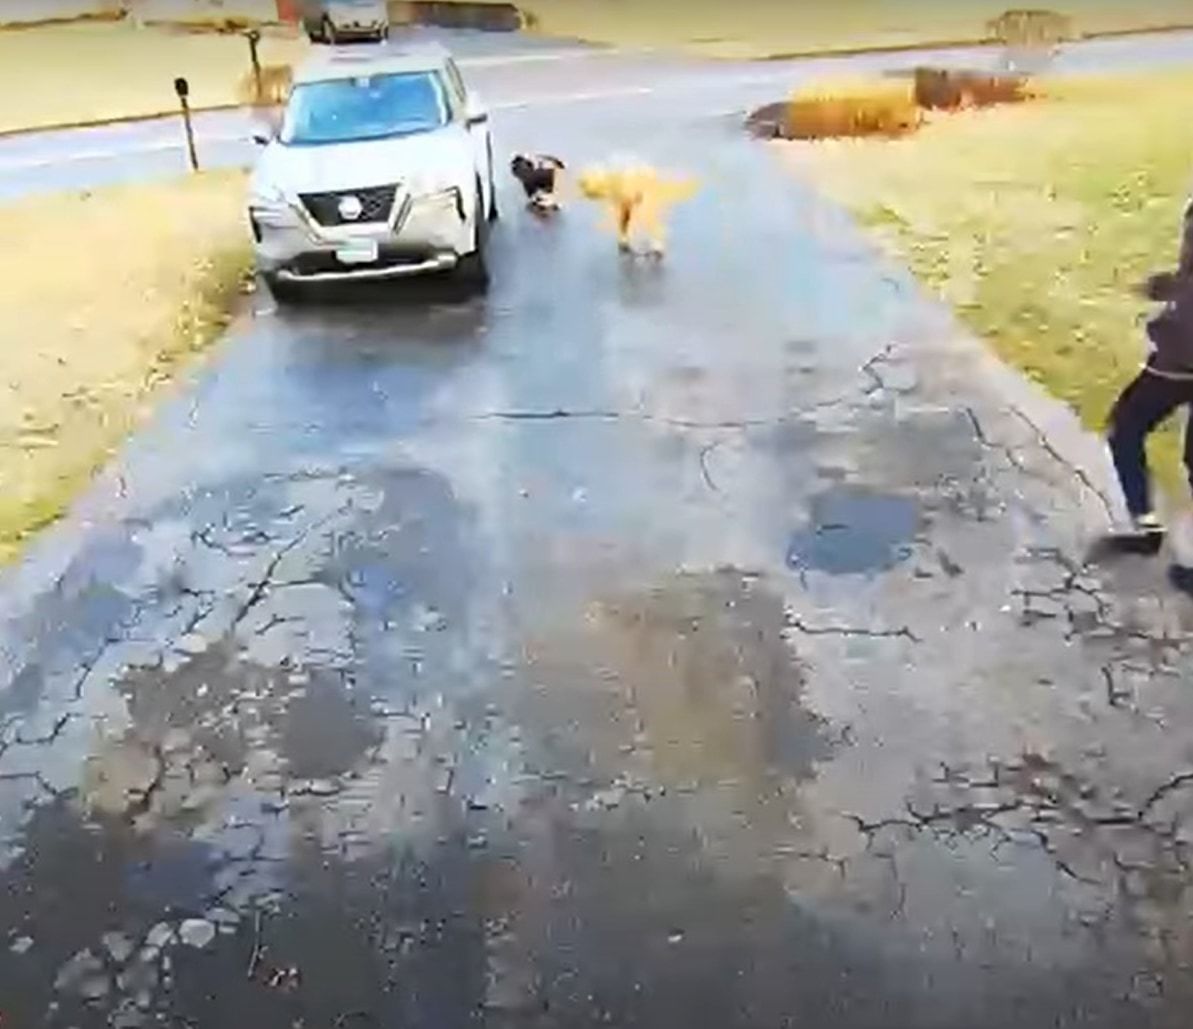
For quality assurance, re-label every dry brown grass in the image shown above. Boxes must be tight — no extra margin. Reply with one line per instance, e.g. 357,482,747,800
787,68,1193,492
0,21,307,133
514,0,1193,58
0,171,252,563
913,68,1030,110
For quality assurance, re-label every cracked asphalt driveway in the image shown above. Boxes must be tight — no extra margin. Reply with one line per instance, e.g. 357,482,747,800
4,96,1193,1028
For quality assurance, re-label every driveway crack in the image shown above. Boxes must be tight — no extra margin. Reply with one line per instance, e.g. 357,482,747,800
786,614,921,643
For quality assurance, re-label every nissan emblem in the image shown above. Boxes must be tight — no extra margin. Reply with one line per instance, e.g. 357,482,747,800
338,195,364,221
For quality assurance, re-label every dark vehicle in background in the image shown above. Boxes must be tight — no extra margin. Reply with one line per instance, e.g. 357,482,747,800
301,0,390,44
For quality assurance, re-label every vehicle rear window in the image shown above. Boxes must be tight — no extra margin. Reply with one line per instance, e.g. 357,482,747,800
281,71,447,146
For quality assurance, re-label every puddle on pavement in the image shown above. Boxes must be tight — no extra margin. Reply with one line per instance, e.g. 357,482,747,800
786,486,920,575
118,646,259,776
100,642,382,825
0,793,497,1029
1,635,490,1027
279,670,381,781
0,799,224,1027
513,568,835,864
587,570,832,784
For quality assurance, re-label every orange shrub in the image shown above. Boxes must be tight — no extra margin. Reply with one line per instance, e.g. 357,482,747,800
786,79,920,140
914,67,1029,110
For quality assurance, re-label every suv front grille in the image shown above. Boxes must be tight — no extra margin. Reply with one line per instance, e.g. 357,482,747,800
299,184,398,227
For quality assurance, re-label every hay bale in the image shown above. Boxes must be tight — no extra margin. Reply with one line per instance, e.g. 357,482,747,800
786,78,920,140
913,67,1028,110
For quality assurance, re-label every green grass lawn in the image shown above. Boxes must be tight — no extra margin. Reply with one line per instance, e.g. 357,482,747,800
789,70,1193,492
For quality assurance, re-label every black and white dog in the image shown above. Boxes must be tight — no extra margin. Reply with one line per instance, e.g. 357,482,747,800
510,153,566,214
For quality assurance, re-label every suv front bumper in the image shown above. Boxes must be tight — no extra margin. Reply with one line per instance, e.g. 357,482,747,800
276,250,458,283
251,189,472,283
328,17,387,38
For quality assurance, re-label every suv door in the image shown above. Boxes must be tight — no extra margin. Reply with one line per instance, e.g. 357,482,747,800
445,58,493,218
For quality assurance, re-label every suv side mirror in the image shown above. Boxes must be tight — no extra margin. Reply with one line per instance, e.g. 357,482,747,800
252,113,281,145
464,93,488,127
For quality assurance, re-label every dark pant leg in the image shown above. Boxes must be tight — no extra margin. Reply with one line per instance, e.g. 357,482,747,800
1108,370,1189,517
1184,396,1193,496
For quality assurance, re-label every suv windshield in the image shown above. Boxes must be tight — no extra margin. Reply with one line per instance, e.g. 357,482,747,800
281,71,447,146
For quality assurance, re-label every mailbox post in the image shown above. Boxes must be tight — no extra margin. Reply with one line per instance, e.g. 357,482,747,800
246,29,263,103
174,76,199,173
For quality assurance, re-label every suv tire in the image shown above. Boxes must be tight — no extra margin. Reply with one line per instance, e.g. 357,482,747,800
455,185,490,291
264,273,302,305
486,139,499,222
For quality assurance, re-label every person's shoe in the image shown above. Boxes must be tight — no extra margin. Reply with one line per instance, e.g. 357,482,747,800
1126,512,1167,553
1133,512,1165,535
1168,564,1193,595
1089,513,1166,558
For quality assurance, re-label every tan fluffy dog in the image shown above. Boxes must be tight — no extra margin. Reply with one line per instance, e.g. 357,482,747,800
577,161,698,257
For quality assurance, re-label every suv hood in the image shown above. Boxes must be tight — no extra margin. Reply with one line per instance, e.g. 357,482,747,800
251,125,472,199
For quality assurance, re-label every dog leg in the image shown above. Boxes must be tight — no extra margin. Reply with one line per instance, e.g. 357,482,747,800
616,200,635,252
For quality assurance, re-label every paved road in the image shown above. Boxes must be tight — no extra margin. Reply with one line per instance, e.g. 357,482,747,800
3,26,1193,199
5,27,1193,1029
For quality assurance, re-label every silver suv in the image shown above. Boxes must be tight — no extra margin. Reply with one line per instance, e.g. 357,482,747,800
248,45,497,299
302,0,389,44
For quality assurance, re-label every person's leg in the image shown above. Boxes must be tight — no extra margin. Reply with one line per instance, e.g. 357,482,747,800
1168,397,1193,589
1107,370,1184,525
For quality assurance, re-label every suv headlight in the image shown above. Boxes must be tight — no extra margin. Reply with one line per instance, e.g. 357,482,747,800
415,186,465,220
249,182,285,207
248,184,299,228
